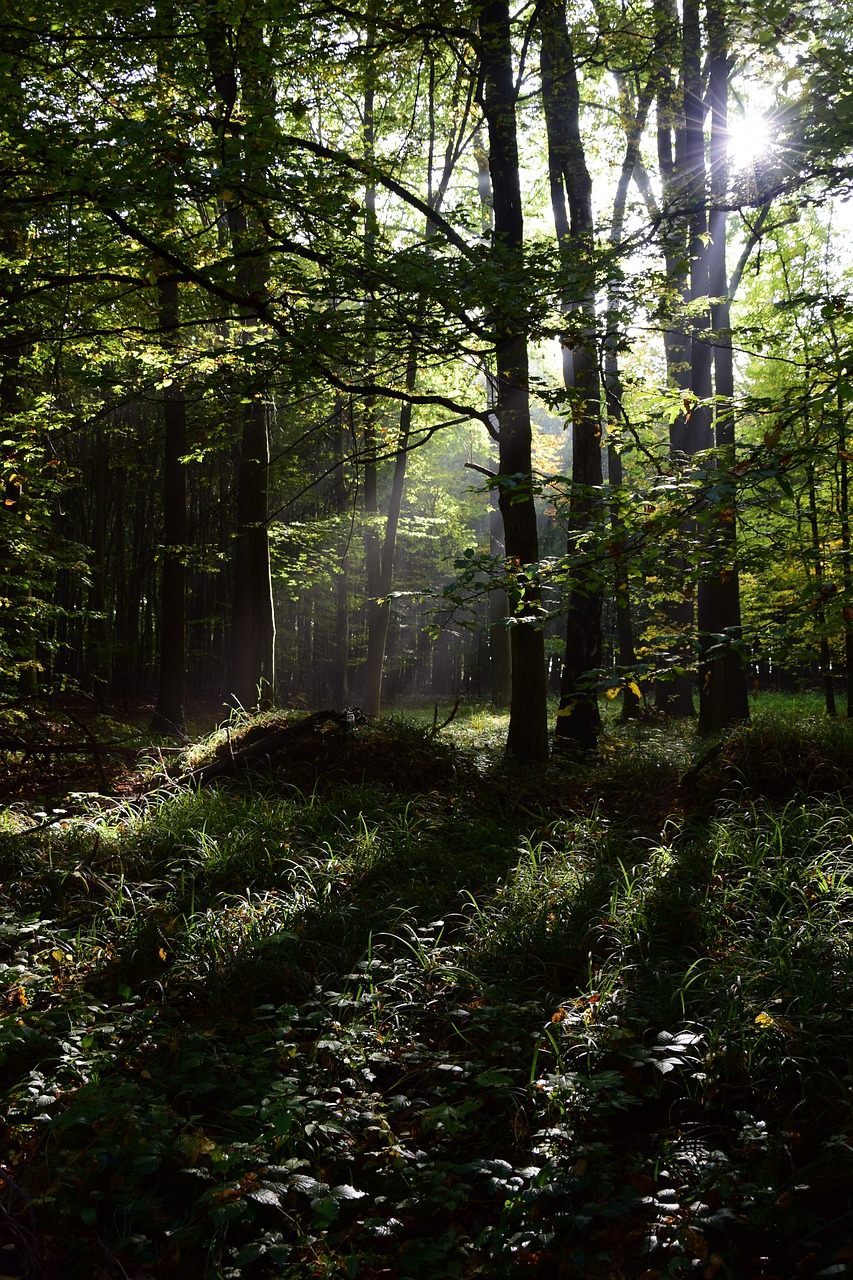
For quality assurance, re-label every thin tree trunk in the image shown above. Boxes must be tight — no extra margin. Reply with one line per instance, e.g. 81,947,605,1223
682,0,716,733
361,44,472,717
150,1,188,732
697,0,749,733
87,424,112,697
0,208,38,696
331,393,349,708
479,0,549,762
359,24,386,714
838,401,853,718
604,74,654,721
474,127,511,708
361,354,417,716
826,318,853,716
204,14,276,710
151,273,188,732
489,483,512,706
540,0,603,749
805,461,836,715
230,392,275,708
654,0,696,716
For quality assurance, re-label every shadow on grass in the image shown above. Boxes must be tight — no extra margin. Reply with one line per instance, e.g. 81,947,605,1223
4,711,853,1278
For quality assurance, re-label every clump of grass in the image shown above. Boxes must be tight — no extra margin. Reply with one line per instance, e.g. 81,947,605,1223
693,696,853,802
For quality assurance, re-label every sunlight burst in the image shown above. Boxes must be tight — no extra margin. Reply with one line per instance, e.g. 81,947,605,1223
727,112,773,170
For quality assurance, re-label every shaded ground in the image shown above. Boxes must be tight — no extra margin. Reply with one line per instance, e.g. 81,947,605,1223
1,699,853,1278
0,695,156,805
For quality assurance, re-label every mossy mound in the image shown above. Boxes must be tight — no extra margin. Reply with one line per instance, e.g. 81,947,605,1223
182,710,471,795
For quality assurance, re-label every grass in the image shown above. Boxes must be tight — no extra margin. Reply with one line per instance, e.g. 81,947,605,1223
1,695,853,1277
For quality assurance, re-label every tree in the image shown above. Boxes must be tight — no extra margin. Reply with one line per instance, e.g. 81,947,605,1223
539,0,605,751
478,0,549,762
695,0,749,733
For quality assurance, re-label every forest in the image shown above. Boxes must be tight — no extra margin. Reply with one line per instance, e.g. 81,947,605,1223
3,0,853,1277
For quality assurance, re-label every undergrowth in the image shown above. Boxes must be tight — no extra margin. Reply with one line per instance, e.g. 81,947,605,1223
1,697,852,1278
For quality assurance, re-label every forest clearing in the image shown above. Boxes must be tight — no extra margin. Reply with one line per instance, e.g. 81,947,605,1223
2,695,853,1278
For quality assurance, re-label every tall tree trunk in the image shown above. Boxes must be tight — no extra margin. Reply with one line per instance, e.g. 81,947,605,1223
653,0,696,716
474,127,511,708
488,482,512,706
150,1,188,732
479,0,549,762
805,460,836,715
697,0,749,733
331,393,350,708
0,199,38,696
682,0,719,731
87,424,113,697
360,27,384,715
204,14,276,710
151,273,188,732
825,318,853,716
540,0,603,749
603,74,654,721
230,392,275,709
361,355,417,716
838,394,853,718
360,43,471,718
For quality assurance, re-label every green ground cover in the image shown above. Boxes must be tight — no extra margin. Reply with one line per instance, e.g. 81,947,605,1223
1,697,853,1278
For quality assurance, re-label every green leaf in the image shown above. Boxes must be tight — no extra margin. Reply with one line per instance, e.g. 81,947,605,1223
330,1184,366,1200
475,1068,514,1086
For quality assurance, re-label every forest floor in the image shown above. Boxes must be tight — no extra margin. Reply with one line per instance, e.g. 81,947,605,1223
1,694,853,1279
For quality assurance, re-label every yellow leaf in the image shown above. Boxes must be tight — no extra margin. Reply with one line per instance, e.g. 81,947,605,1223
51,948,64,963
755,1011,775,1028
159,948,167,961
605,687,620,700
181,1130,218,1164
628,681,641,698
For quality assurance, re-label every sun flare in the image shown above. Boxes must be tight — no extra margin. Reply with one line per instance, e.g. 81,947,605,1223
727,112,773,170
